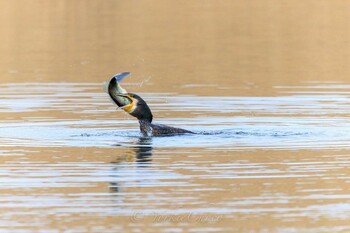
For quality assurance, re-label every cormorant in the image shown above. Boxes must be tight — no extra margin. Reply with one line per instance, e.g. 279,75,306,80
107,72,193,136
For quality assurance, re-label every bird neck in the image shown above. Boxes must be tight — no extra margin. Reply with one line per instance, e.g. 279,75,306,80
138,119,153,136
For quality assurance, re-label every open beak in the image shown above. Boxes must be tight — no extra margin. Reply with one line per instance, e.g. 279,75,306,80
109,92,131,108
116,94,136,113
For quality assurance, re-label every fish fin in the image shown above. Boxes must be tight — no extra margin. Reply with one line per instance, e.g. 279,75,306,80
113,72,130,82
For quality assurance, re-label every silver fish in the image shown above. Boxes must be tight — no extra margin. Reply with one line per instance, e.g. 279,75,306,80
106,72,132,107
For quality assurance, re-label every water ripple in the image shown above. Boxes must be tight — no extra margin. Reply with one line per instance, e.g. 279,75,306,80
1,83,350,150
2,82,350,232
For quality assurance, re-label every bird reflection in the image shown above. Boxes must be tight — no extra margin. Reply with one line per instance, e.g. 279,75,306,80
109,136,153,192
133,136,153,163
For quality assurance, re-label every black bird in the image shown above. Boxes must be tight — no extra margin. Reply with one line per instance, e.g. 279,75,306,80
107,72,193,136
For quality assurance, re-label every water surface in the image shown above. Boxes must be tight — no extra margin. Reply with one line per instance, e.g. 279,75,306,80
1,82,350,232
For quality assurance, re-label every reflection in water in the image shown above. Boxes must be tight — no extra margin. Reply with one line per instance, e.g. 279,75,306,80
134,137,153,163
109,137,153,193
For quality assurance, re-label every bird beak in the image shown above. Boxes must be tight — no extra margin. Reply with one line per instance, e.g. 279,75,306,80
116,93,132,100
116,94,136,113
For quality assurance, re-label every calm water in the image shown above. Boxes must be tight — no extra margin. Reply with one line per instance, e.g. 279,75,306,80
2,82,350,232
2,1,350,232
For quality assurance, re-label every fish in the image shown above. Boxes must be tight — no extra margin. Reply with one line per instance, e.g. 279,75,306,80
105,72,132,107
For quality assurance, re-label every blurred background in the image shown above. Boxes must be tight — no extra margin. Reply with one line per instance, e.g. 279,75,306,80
2,1,350,232
1,0,349,96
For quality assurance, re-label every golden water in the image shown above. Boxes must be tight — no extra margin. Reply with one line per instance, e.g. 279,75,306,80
1,1,350,232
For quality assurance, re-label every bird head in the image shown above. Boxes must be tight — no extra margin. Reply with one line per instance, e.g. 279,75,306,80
116,93,153,123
